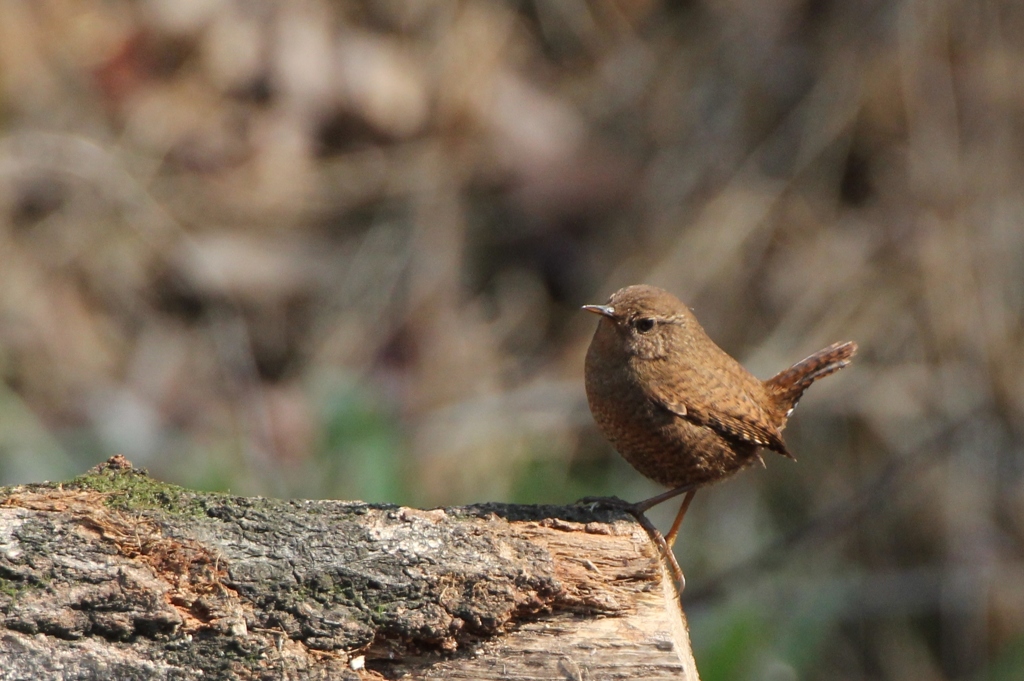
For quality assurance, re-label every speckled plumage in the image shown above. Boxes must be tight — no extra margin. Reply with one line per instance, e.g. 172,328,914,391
584,285,856,490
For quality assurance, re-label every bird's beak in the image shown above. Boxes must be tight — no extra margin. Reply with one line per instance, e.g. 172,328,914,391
581,304,615,318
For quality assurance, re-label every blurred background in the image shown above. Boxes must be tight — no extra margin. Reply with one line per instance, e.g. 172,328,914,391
1,0,1022,678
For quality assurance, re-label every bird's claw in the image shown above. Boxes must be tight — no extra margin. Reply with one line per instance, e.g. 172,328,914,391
575,495,635,513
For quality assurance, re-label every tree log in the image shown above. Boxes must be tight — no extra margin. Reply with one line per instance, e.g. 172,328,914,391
0,456,699,680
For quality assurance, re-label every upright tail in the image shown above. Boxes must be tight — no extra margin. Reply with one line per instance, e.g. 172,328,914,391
765,340,857,419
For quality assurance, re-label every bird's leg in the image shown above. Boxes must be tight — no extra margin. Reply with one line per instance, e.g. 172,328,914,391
629,485,696,594
629,483,696,514
664,489,696,547
628,510,686,593
579,484,695,515
578,483,696,595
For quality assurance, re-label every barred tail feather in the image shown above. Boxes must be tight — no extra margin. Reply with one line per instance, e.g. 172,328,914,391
765,340,857,417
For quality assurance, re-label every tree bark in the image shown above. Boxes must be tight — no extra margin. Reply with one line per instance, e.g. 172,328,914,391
0,456,698,680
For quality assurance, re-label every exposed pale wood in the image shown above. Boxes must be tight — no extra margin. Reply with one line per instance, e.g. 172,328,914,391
0,456,698,680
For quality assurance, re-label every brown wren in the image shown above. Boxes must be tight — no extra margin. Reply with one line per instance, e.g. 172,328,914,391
583,284,856,548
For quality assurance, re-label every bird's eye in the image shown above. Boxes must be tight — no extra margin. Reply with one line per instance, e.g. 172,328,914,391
634,318,655,333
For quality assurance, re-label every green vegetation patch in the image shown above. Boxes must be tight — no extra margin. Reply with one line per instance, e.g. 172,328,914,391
65,457,216,517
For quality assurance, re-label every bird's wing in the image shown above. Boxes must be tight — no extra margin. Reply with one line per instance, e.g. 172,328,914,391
647,368,792,458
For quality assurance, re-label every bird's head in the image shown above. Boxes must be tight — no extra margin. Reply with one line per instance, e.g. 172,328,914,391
582,285,700,361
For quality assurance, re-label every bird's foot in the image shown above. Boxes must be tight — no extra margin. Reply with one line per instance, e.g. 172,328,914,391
629,510,686,594
576,495,637,513
576,496,686,594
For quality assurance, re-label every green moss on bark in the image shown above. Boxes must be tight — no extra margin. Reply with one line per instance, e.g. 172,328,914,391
64,457,216,518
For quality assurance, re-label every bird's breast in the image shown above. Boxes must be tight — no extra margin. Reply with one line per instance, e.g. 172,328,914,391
584,350,759,488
